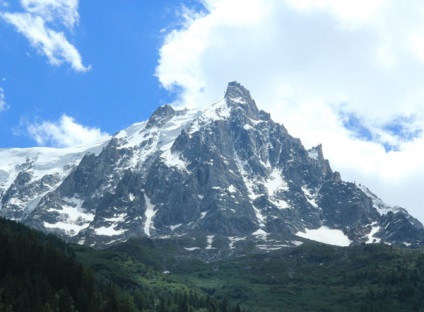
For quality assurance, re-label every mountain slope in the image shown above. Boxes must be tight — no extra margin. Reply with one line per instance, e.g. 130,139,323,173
0,142,107,221
1,82,423,249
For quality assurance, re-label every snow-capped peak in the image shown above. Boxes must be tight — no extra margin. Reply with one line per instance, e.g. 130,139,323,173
2,82,424,250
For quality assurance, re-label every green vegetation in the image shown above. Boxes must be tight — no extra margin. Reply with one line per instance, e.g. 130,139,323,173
0,218,100,312
73,244,228,312
0,219,234,312
169,242,424,311
2,218,424,311
99,238,424,311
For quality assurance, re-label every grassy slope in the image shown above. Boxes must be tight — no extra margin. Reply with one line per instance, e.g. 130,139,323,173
171,242,424,311
73,243,194,293
87,238,424,312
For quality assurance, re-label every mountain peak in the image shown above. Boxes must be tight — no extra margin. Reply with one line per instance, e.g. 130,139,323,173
224,81,259,119
1,82,424,250
146,104,176,128
225,81,252,100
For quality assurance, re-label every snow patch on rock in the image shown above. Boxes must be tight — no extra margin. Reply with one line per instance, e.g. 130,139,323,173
143,194,157,237
301,186,318,208
366,222,381,244
252,229,269,240
43,197,94,237
206,235,215,249
94,225,127,236
228,236,246,249
296,226,351,247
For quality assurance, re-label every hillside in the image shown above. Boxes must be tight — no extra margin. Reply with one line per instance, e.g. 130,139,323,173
98,238,424,312
0,218,229,312
1,216,424,311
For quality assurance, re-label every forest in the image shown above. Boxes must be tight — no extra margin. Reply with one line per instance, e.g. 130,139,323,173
1,217,424,311
0,218,239,312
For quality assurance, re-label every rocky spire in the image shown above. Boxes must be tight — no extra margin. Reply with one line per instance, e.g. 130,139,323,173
146,104,176,128
224,81,259,119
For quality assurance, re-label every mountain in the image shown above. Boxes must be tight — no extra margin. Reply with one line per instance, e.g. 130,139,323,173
0,142,106,221
1,82,423,250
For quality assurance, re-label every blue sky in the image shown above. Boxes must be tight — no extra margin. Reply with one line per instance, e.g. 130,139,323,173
1,0,424,223
0,0,203,147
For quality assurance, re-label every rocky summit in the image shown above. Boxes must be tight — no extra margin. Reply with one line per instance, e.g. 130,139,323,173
1,82,423,251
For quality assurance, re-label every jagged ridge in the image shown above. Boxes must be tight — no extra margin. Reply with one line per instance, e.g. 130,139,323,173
1,82,423,250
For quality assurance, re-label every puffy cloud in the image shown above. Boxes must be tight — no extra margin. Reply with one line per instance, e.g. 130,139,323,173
156,0,424,221
1,0,89,72
26,114,110,147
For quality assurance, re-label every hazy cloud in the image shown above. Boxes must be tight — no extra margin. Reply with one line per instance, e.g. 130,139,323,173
156,0,424,221
1,0,89,72
26,114,110,147
20,0,79,28
0,87,7,112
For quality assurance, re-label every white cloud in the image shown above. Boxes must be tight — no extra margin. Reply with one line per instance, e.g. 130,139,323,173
156,0,424,222
20,0,79,28
0,87,7,112
26,115,110,147
285,0,386,30
1,0,89,72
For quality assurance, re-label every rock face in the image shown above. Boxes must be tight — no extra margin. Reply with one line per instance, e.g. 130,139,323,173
1,82,423,250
